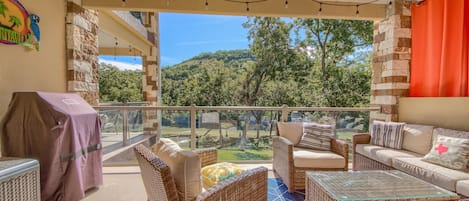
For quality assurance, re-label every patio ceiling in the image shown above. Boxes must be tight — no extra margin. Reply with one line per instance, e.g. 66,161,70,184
98,10,151,56
83,0,389,20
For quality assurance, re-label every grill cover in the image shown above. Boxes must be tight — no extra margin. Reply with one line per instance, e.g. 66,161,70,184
1,92,103,201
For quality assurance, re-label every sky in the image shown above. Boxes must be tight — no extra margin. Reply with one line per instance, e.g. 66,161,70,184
99,13,250,70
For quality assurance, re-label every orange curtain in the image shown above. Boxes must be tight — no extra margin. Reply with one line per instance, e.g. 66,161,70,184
410,0,469,97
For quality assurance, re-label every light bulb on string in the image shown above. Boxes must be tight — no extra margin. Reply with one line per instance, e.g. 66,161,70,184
355,5,359,17
121,0,126,7
285,0,288,8
205,0,209,9
389,0,392,5
114,37,118,61
246,2,250,12
318,2,322,16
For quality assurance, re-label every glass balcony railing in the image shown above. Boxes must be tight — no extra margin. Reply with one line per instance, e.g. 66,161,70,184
94,104,380,162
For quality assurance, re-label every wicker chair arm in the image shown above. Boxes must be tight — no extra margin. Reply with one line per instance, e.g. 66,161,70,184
352,133,371,150
196,167,268,201
194,148,218,167
272,136,294,192
331,138,349,171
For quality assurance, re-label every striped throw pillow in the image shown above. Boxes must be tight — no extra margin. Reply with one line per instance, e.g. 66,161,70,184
297,123,333,151
371,121,406,149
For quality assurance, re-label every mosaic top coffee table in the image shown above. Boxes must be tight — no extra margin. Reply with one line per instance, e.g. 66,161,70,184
306,170,460,201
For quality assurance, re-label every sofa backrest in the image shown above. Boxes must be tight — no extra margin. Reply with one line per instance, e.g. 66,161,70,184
152,138,202,201
398,97,469,131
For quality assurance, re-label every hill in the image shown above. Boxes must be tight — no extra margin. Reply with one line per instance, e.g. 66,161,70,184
162,49,254,80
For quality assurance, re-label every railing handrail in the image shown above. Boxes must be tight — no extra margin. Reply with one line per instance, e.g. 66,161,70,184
93,105,381,112
96,104,380,151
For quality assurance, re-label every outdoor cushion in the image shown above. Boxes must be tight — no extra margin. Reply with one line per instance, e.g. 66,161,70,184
456,180,469,197
433,128,469,170
402,124,434,155
277,122,303,145
433,128,469,144
201,162,245,189
355,144,421,166
422,136,469,170
153,138,202,201
392,157,469,191
297,123,333,151
293,147,345,168
370,121,406,149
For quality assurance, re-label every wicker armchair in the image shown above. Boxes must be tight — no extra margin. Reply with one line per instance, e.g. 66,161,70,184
134,144,268,201
273,122,349,193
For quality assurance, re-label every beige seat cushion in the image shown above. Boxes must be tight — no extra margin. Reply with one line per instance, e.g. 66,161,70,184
355,144,422,166
153,138,202,201
456,180,469,197
402,124,434,155
277,122,303,145
293,147,345,168
392,157,469,191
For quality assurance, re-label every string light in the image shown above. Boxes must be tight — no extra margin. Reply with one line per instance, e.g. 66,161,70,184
355,4,359,16
389,0,392,5
284,0,288,8
224,0,268,12
114,37,118,60
311,0,380,17
121,0,126,7
205,0,209,9
318,2,322,16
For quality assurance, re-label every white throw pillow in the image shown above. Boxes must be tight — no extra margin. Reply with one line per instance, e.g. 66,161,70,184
402,124,434,155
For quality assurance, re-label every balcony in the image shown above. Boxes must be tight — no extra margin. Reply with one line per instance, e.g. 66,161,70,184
95,104,379,163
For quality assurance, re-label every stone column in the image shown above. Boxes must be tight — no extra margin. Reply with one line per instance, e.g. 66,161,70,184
65,1,99,105
142,13,160,135
370,0,411,122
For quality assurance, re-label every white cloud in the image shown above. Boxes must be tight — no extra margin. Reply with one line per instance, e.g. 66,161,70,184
100,59,142,71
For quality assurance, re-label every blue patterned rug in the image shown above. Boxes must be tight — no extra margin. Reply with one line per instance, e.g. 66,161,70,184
268,178,305,201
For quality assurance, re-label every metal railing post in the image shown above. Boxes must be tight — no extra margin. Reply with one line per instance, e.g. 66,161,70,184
281,104,289,122
190,104,196,150
122,109,129,146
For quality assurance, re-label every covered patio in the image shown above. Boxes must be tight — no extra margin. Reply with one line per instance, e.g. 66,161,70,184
0,0,468,200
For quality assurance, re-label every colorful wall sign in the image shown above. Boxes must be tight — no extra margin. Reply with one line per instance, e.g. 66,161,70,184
0,0,40,50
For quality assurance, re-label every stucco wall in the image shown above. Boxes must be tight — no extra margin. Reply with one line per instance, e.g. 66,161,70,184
0,0,67,119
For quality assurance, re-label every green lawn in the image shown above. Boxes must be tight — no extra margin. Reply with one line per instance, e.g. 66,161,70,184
218,149,272,161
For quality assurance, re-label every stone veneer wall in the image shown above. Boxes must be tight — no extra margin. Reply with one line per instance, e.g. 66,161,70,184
66,1,99,105
371,0,411,122
142,13,160,134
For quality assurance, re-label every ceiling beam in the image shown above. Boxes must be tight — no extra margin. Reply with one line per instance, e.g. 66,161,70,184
83,0,386,20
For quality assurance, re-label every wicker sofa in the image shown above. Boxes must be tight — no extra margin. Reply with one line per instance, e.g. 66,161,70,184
352,124,469,197
273,122,348,193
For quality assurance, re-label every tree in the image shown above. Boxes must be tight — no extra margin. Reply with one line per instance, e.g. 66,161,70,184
238,17,305,147
0,0,7,18
99,63,143,103
9,15,21,29
294,19,373,107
